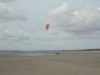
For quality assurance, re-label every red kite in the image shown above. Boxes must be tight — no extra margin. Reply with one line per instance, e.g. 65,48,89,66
45,24,49,30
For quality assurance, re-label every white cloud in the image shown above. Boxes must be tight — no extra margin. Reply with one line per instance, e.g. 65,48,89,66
48,3,70,16
48,3,100,39
0,29,58,45
0,29,30,44
0,2,27,21
0,1,28,44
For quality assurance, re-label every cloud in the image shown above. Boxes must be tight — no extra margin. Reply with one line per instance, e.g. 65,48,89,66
0,1,28,45
33,32,60,41
0,28,58,45
0,29,30,44
0,2,27,21
48,3,100,39
48,3,70,16
0,0,14,2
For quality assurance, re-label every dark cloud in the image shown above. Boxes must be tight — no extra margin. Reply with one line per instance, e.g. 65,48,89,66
0,3,27,21
0,0,14,2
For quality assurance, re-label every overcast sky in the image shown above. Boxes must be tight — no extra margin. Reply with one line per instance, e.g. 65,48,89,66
0,0,100,50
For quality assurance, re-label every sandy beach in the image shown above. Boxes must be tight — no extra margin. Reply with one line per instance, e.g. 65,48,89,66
0,51,100,75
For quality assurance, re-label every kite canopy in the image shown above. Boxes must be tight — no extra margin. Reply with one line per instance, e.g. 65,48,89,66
45,24,49,30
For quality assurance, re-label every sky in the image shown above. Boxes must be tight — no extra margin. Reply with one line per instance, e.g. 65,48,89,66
0,0,100,50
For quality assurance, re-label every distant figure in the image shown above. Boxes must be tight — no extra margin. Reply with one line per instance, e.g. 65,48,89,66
56,52,60,55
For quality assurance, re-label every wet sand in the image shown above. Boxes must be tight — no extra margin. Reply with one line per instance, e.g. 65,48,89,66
0,51,100,75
